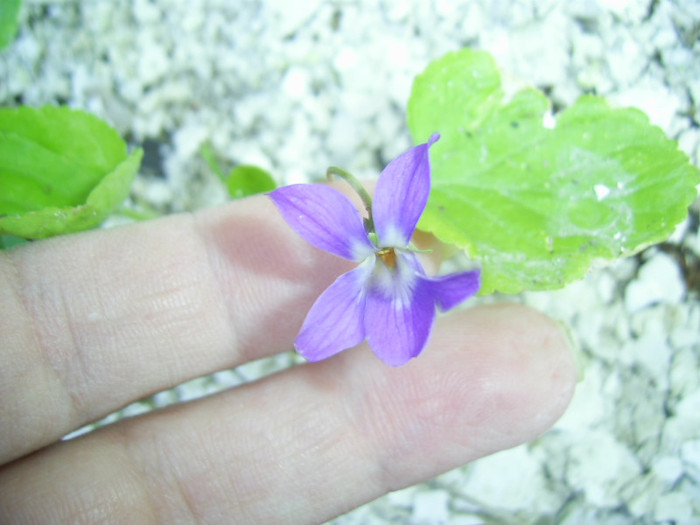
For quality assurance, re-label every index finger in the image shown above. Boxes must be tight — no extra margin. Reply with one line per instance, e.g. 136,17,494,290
0,195,353,464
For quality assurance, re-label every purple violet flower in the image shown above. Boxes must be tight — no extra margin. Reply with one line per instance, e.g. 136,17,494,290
269,134,480,366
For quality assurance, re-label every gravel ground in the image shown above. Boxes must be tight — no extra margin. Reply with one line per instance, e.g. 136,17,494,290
2,0,699,523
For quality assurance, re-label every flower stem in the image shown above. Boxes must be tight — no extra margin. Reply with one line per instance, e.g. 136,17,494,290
326,166,375,233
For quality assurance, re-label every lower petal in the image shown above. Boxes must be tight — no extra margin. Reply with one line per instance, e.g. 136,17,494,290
425,270,481,312
295,264,370,362
364,280,435,366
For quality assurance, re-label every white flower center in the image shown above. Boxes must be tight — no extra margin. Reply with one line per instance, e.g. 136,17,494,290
368,248,416,306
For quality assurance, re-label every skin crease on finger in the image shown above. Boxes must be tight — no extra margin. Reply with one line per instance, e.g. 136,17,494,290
0,303,577,524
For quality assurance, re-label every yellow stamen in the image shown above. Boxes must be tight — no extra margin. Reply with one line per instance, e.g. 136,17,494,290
377,247,397,270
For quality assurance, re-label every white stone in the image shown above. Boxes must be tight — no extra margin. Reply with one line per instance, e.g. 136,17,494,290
172,122,210,160
264,0,324,37
211,369,241,389
13,32,42,64
670,303,700,348
326,110,360,166
595,269,618,303
132,0,161,24
565,430,642,507
664,390,700,448
621,312,671,388
281,67,311,100
681,440,700,481
152,389,178,408
624,472,664,518
567,0,601,19
174,377,221,402
609,82,682,132
63,422,98,442
410,490,450,524
678,127,700,166
119,401,152,417
487,11,569,89
670,346,700,401
606,38,647,89
651,456,684,485
654,491,693,522
382,0,411,23
136,35,170,86
624,252,685,312
386,485,416,509
555,361,614,432
459,445,559,515
226,140,272,171
597,0,649,20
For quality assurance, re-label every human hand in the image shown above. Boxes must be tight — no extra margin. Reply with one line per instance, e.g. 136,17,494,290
0,195,576,523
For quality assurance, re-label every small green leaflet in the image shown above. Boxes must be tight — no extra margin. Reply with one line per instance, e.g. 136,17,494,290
226,165,276,199
0,105,143,240
201,143,276,199
0,0,21,50
408,49,700,294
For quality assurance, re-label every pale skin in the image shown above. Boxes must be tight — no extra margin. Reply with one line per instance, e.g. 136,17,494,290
0,193,577,523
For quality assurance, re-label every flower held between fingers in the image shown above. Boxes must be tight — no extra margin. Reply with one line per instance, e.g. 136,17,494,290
269,134,480,366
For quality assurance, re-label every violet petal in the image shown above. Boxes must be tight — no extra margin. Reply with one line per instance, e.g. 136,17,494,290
364,277,435,366
424,269,481,312
372,134,440,247
295,263,371,362
269,185,374,261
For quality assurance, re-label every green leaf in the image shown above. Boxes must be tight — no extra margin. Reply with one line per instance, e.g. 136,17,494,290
408,49,700,294
0,105,143,239
0,234,27,249
0,0,21,50
225,165,276,199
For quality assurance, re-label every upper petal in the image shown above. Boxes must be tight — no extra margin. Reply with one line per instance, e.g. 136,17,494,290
295,263,371,362
364,274,435,366
423,269,481,312
269,184,374,261
372,133,440,247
